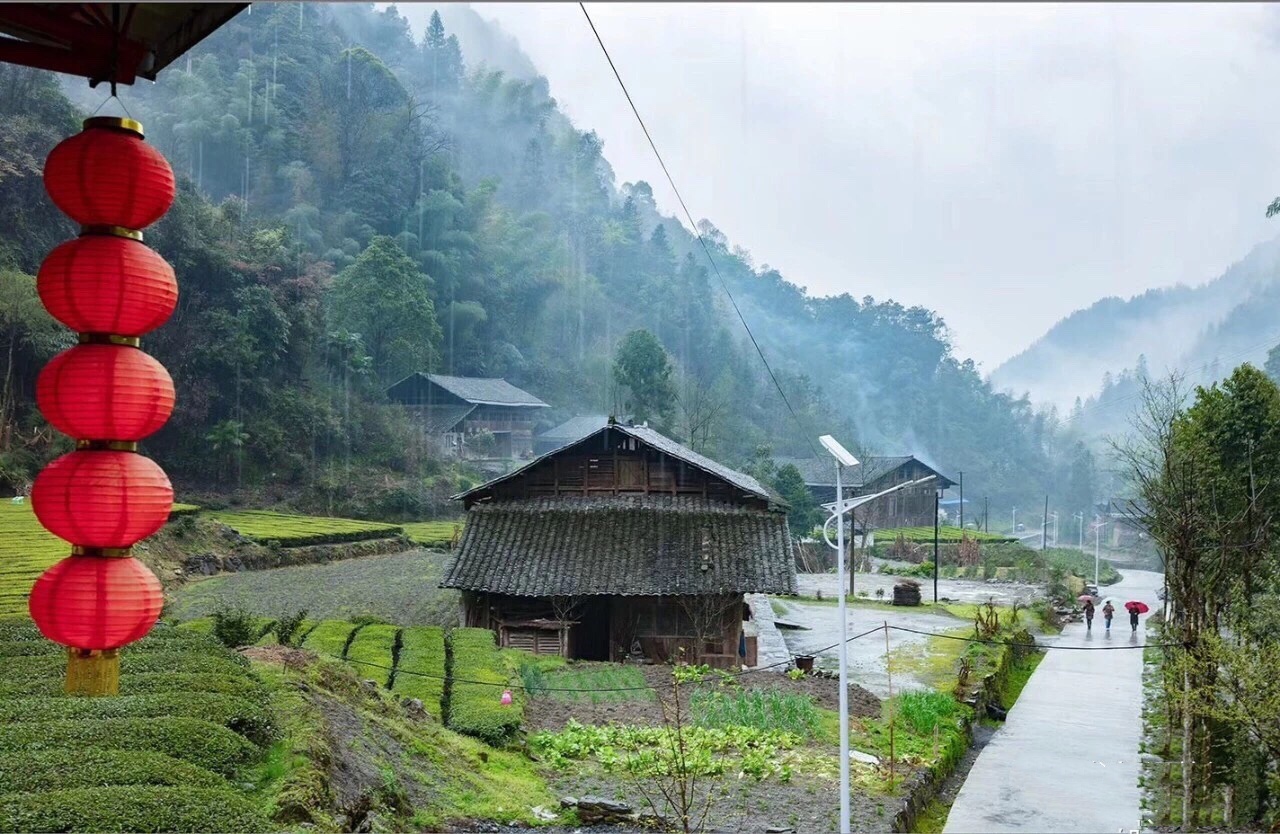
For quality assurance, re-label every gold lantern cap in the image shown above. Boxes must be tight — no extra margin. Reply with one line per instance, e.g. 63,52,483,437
83,116,144,138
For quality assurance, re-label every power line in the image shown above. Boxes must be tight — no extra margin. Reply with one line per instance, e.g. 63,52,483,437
325,620,1175,696
578,2,820,458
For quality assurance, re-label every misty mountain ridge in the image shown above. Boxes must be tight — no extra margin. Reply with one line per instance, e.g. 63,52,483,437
991,232,1280,412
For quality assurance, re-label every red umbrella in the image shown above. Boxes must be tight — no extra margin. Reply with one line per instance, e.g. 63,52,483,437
1125,601,1150,614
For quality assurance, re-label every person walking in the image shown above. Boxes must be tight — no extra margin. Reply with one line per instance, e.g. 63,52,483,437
1102,601,1115,633
1082,598,1095,631
1129,605,1140,633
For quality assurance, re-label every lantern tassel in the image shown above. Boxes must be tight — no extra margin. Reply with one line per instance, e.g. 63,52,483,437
64,648,120,696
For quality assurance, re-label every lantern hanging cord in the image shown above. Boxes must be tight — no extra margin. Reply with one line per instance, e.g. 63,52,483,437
90,4,135,120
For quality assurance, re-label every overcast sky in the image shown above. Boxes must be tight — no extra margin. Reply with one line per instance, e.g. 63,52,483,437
455,2,1280,369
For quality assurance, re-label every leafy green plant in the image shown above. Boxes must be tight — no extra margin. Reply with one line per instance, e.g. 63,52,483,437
786,667,806,682
0,718,258,775
0,749,228,793
691,689,819,736
896,690,959,735
345,624,399,685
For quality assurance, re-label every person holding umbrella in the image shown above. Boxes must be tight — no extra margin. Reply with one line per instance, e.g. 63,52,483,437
1125,600,1150,633
1078,595,1096,630
1102,600,1115,632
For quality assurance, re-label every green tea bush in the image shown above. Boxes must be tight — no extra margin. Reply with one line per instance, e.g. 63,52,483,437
0,749,227,793
392,626,445,718
0,651,248,683
0,786,268,833
0,694,275,744
346,624,399,685
0,718,258,775
0,639,59,657
301,620,358,658
448,628,521,744
0,672,267,702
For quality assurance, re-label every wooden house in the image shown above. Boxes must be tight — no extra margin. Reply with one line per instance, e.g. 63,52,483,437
775,453,955,529
386,373,549,460
441,420,797,668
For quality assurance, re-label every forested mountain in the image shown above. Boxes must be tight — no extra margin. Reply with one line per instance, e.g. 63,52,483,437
0,3,1098,518
992,233,1280,420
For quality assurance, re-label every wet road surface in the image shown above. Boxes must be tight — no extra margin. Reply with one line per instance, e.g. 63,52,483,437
942,568,1164,834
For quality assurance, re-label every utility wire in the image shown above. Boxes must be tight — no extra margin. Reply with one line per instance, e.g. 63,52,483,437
324,620,1174,694
578,2,820,459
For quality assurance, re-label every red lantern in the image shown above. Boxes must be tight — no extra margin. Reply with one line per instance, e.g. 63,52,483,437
37,345,174,441
37,235,177,336
28,555,163,651
43,117,175,230
32,451,173,548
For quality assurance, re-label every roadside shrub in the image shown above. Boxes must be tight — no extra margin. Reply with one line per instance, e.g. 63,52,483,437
274,609,309,647
212,608,264,648
346,624,399,685
896,690,959,735
0,749,227,793
392,626,445,718
0,693,275,745
0,786,268,833
448,628,521,744
0,718,258,774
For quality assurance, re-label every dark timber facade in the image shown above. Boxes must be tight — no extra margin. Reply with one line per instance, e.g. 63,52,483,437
775,454,956,529
442,422,797,668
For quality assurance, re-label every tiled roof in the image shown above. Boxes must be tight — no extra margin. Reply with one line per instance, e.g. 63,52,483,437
441,495,798,596
456,423,783,507
390,373,549,407
774,455,946,488
537,414,614,443
416,403,475,434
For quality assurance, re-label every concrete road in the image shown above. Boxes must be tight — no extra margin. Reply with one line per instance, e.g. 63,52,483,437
943,569,1164,834
797,572,1042,607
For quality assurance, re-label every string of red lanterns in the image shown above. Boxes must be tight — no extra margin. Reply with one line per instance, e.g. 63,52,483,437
28,116,178,696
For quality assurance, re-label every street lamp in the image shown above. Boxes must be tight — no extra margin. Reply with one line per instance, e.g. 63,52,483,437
1011,506,1017,536
1073,511,1084,549
818,437,934,834
1051,511,1059,547
819,434,857,834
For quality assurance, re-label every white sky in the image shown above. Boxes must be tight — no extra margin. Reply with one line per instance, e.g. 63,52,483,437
456,2,1280,368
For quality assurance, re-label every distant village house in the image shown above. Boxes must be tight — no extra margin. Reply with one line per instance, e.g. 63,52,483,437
442,420,798,668
774,454,956,529
387,373,549,461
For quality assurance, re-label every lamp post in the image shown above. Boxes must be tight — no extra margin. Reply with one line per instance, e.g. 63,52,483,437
933,490,940,604
958,470,964,530
1011,506,1017,536
1073,512,1084,549
1093,518,1105,588
819,435,856,834
819,437,935,834
1051,511,1059,547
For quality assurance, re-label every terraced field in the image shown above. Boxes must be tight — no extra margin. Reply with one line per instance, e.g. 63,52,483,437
401,520,463,549
170,550,456,625
877,525,1016,543
209,510,403,546
0,505,65,619
0,620,271,831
